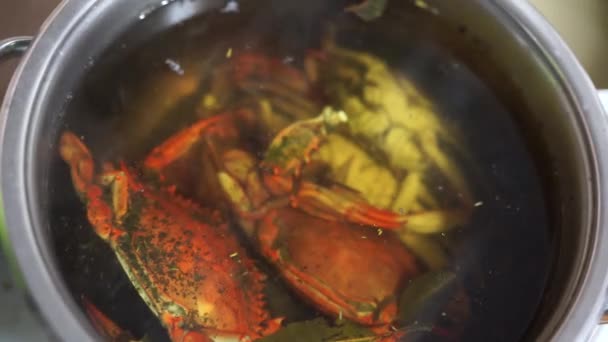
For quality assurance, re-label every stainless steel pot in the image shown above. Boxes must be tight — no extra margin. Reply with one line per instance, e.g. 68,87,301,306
1,0,608,341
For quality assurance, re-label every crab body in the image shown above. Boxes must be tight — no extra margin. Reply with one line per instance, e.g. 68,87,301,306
60,132,281,342
256,207,419,327
304,35,475,235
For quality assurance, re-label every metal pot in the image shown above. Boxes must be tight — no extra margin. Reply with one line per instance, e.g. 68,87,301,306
1,0,608,341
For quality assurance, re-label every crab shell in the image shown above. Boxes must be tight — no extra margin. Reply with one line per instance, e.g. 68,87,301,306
256,207,420,328
59,131,281,342
305,37,475,224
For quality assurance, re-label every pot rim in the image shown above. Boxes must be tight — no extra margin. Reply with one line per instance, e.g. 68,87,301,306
493,1,608,340
1,1,607,341
0,0,103,340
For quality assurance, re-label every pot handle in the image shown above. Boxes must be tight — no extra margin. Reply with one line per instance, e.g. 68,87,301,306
0,36,32,61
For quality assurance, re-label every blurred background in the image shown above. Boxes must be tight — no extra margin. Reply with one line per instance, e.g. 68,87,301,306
0,0,607,341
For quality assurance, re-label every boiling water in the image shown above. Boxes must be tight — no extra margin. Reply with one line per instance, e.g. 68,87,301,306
48,1,551,341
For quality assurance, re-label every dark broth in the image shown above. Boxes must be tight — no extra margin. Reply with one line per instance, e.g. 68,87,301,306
48,1,551,341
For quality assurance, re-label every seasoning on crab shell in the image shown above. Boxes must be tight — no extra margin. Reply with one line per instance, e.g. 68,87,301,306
59,131,282,341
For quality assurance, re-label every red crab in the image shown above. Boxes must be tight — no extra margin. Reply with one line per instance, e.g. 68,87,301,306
59,131,282,341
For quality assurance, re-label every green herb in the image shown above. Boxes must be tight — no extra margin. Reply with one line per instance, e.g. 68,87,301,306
345,0,389,22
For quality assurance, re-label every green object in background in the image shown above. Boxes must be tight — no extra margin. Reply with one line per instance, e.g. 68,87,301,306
0,196,26,290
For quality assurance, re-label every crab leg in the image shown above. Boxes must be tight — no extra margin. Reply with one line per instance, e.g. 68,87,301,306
261,106,348,178
84,298,217,342
59,133,95,198
405,209,471,234
392,171,472,234
144,110,254,174
83,298,139,342
271,261,391,326
99,169,130,225
59,132,126,241
290,177,470,234
292,181,405,230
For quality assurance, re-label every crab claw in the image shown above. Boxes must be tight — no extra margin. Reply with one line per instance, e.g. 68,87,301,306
60,132,125,242
292,181,405,230
59,132,95,197
261,107,348,179
144,114,238,173
82,297,139,342
144,109,257,178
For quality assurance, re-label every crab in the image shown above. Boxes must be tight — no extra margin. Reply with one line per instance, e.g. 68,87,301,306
196,47,474,271
143,107,421,339
202,45,475,235
303,32,476,235
59,131,282,342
